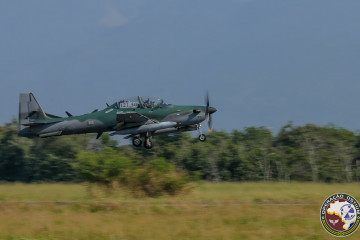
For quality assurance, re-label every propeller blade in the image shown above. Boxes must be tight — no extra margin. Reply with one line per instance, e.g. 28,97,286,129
206,91,210,107
205,91,210,116
205,91,214,133
207,112,213,132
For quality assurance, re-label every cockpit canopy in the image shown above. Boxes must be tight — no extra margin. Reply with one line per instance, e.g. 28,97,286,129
118,96,170,109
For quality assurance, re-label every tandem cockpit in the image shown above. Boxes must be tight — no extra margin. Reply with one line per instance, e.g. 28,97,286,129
117,96,172,109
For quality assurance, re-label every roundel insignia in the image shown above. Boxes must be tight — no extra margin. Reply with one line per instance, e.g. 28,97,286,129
320,193,360,237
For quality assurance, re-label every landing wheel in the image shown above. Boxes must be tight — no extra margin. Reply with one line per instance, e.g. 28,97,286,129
144,137,153,149
132,137,142,147
199,134,206,142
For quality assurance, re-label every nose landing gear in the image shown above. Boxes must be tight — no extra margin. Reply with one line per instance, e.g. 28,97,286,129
197,124,206,142
199,133,206,142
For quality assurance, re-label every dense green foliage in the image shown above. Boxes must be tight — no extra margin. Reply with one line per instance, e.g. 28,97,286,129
1,120,360,183
77,148,188,196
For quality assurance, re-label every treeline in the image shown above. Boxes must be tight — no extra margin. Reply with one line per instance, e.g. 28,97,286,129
1,119,360,183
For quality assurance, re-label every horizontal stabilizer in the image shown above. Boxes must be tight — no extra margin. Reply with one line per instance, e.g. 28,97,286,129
65,111,73,117
46,113,62,118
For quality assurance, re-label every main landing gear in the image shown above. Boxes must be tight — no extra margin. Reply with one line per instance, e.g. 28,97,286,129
144,137,153,149
132,134,153,149
132,136,142,147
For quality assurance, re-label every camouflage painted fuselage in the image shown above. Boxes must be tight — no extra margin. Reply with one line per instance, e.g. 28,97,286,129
18,93,213,139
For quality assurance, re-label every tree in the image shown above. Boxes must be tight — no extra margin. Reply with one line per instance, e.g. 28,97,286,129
242,127,274,181
0,120,29,181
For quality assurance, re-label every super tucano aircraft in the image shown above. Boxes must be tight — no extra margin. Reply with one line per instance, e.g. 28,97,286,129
18,93,217,149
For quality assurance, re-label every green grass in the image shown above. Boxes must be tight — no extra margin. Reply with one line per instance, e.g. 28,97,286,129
0,182,359,239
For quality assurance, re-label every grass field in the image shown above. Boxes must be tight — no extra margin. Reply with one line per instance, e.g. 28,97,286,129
0,182,359,239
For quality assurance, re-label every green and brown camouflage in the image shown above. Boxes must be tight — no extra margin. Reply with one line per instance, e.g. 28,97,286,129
18,93,216,149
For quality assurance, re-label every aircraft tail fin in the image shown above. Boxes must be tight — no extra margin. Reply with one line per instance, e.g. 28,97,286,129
18,93,47,131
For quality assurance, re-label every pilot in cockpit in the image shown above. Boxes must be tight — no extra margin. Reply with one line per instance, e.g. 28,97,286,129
144,98,151,108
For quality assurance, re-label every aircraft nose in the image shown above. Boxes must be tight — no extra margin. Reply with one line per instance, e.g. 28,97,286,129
208,107,217,114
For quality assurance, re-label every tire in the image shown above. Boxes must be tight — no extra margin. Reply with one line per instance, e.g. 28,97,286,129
199,134,206,142
132,137,142,147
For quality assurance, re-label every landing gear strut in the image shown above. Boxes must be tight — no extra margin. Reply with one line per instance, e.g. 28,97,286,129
144,132,153,149
197,124,206,142
144,137,153,149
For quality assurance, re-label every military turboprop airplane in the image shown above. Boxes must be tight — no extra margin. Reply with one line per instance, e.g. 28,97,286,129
18,93,217,149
